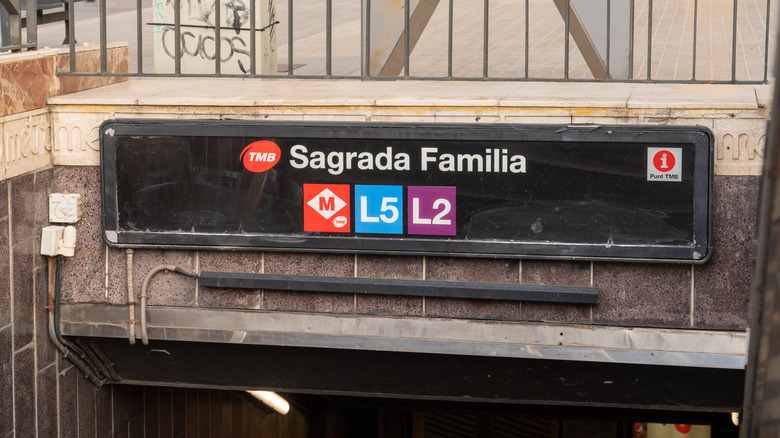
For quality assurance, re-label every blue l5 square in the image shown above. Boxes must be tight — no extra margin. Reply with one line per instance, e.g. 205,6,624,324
355,185,403,234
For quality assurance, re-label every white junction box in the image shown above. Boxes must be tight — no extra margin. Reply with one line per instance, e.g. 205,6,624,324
49,193,82,223
41,225,65,256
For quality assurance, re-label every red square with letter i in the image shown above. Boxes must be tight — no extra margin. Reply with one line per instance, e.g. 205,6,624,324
303,184,351,233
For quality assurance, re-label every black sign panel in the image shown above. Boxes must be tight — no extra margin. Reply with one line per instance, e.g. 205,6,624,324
100,120,712,263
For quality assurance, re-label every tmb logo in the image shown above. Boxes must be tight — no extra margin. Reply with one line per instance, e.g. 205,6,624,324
240,140,281,173
647,147,682,182
303,184,351,233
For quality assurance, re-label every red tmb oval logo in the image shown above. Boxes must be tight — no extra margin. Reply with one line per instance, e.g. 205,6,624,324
240,141,281,173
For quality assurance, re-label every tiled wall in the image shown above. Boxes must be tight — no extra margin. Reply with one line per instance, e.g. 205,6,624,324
0,168,305,438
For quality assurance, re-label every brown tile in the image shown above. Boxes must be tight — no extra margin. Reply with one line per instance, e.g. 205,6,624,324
592,263,692,327
210,390,224,436
426,257,519,283
425,297,519,320
96,385,113,438
35,266,56,370
695,176,759,329
107,247,130,306
113,385,145,438
0,327,12,436
198,389,210,436
33,168,55,233
425,257,520,321
144,387,159,438
264,252,354,277
10,172,35,246
36,364,57,438
78,372,97,438
264,253,355,313
54,167,107,303
158,387,174,437
0,218,10,328
263,290,355,314
521,260,591,323
198,251,263,309
0,180,8,219
12,240,35,349
357,294,424,316
59,365,78,437
357,255,424,280
13,347,35,438
172,388,187,436
356,255,424,316
186,388,200,437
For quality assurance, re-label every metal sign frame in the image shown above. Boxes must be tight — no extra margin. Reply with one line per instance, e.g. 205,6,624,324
100,119,712,263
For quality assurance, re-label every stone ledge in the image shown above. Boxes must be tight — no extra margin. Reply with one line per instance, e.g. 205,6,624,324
47,79,769,175
61,303,747,370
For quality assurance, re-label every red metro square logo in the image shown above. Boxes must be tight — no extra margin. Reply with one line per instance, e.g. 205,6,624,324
303,184,351,233
241,141,281,173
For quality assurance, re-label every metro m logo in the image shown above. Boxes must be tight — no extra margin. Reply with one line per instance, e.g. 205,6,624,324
303,184,350,233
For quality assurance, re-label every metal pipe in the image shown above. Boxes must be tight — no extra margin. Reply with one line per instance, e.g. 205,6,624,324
564,0,569,79
67,0,75,72
606,0,611,80
287,0,293,76
214,0,221,75
326,0,332,76
524,0,529,78
136,0,143,74
47,257,103,386
27,0,37,48
448,0,453,78
249,0,256,75
127,249,135,345
763,0,770,83
140,265,197,345
647,0,653,80
731,0,738,82
365,0,371,76
404,0,410,77
483,0,489,79
100,0,107,73
174,0,181,75
692,0,698,80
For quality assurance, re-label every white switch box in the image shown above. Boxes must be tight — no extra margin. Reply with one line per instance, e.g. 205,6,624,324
49,193,81,223
41,225,65,256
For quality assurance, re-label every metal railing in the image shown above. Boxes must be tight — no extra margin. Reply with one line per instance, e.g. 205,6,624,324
1,0,775,83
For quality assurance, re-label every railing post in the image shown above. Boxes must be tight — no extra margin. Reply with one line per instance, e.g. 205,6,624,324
0,0,22,50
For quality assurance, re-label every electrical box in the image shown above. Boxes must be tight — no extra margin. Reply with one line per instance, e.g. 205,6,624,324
41,225,65,256
49,193,81,224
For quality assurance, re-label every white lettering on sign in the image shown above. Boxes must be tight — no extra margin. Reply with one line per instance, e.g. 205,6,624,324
422,147,526,173
411,197,452,225
290,145,411,175
360,196,400,224
290,144,527,174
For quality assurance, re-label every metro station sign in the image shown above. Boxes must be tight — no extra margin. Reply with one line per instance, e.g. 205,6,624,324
100,120,712,263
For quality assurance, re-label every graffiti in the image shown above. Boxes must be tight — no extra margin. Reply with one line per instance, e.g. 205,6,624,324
153,0,275,74
160,27,250,72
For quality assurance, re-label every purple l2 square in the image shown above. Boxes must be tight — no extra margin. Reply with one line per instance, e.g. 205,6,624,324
407,186,456,236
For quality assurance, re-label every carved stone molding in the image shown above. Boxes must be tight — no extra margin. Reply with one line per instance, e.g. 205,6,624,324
713,119,766,176
50,111,111,166
0,108,52,181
